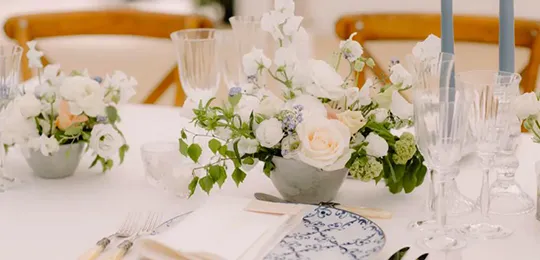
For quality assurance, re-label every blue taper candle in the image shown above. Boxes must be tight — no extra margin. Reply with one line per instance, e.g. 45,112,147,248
499,0,515,73
441,0,455,88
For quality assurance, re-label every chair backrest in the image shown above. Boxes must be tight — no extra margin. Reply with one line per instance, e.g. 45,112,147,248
4,9,213,106
336,13,540,93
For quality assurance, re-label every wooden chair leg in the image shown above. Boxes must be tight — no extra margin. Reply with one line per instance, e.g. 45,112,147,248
143,67,177,104
174,70,185,107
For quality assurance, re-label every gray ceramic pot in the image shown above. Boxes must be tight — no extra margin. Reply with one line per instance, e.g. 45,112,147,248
270,156,348,204
25,142,85,179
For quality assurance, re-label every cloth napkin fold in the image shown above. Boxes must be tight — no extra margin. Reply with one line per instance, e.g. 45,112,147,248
141,196,304,260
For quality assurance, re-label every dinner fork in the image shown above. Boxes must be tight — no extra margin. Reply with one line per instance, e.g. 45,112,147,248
110,212,162,260
78,213,140,260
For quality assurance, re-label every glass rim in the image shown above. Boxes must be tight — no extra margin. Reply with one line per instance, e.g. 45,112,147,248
0,44,23,58
456,69,522,83
170,28,219,41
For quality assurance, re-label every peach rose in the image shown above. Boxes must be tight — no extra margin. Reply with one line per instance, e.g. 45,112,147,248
55,100,89,130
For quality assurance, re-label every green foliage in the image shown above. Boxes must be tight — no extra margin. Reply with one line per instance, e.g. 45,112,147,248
199,175,214,194
208,139,222,154
119,144,129,164
187,144,202,162
232,168,247,186
209,165,227,187
188,176,199,197
179,139,189,156
106,106,118,124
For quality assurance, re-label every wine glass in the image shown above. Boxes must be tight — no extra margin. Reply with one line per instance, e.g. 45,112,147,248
219,29,248,90
456,70,520,239
413,52,470,250
170,29,221,104
0,44,23,192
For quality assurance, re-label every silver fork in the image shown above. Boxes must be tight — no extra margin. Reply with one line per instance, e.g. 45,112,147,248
78,213,140,260
109,212,162,260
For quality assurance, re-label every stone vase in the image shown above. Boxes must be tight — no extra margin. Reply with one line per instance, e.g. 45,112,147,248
25,143,85,179
270,156,348,204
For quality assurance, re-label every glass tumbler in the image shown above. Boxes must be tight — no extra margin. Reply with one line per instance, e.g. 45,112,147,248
141,141,192,198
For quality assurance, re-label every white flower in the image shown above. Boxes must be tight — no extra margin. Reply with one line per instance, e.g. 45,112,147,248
365,132,388,158
89,124,124,159
214,127,232,141
336,110,367,134
303,59,345,100
285,94,326,119
242,48,272,77
390,91,413,119
274,46,298,69
339,32,364,62
292,27,311,62
412,34,441,62
37,134,60,156
261,11,287,41
237,94,260,122
296,117,352,171
274,0,295,17
255,118,284,148
42,64,64,86
26,41,43,69
237,136,259,156
0,102,38,145
16,93,42,118
351,133,365,146
281,134,300,159
255,94,284,118
59,76,105,117
389,64,412,87
283,16,303,36
512,92,540,119
103,71,138,104
369,108,389,123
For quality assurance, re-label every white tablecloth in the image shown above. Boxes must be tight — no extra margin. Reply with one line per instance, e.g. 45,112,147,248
0,104,539,260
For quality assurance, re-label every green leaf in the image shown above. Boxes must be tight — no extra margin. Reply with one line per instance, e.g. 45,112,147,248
354,60,365,72
199,175,214,194
90,155,100,168
188,176,199,197
208,139,222,154
119,144,129,164
181,129,187,139
187,144,203,162
415,163,428,187
103,159,114,172
64,125,82,136
179,139,188,156
81,131,91,141
232,168,246,186
388,179,403,194
106,106,118,123
263,160,275,177
394,164,406,181
242,157,255,165
209,165,227,188
232,140,241,167
228,94,242,107
366,58,375,68
218,145,228,156
402,172,417,193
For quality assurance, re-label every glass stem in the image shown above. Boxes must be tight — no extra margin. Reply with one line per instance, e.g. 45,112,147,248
426,169,435,214
480,155,494,221
436,179,448,229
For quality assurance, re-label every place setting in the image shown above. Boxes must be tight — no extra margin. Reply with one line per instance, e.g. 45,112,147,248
1,0,539,259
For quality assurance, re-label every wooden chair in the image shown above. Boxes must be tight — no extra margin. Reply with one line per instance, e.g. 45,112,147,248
4,9,213,106
336,14,540,93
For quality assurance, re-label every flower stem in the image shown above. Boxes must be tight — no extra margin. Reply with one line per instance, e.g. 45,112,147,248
335,52,342,70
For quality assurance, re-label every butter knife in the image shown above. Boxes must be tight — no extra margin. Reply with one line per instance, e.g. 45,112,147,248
254,193,392,219
388,247,410,260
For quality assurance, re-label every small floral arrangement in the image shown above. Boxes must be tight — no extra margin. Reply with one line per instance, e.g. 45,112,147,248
0,41,136,172
512,92,540,140
181,0,434,196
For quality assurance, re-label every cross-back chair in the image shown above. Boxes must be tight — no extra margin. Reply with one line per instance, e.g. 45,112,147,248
336,13,540,93
4,9,213,106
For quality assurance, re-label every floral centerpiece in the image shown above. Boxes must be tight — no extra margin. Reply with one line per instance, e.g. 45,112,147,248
180,0,428,201
0,41,135,178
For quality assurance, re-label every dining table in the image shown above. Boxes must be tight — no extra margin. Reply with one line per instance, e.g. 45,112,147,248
0,104,539,260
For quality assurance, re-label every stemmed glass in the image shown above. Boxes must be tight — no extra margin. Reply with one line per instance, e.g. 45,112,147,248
170,29,221,105
408,53,474,232
413,52,469,250
456,70,520,239
0,44,23,192
219,29,248,90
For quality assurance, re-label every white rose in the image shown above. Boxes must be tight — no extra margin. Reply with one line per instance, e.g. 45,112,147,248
42,64,64,86
369,108,389,123
237,95,260,122
103,71,137,104
389,64,412,87
261,11,287,41
60,76,105,116
0,102,38,145
339,33,364,62
89,124,124,159
256,94,284,118
365,133,388,158
296,117,353,171
282,16,303,36
274,0,295,17
38,134,60,156
237,136,259,156
413,34,441,62
336,110,367,134
17,93,42,118
274,46,298,69
255,118,284,148
285,94,326,119
281,134,300,159
512,92,540,119
242,48,272,77
303,59,345,100
390,91,413,119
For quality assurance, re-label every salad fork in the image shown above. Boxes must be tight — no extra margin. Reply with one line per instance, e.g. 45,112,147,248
110,212,162,260
78,213,140,260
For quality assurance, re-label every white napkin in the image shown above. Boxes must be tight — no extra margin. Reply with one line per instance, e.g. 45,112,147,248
144,196,300,260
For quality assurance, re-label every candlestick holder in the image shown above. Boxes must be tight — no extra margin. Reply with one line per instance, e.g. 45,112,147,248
487,119,534,215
